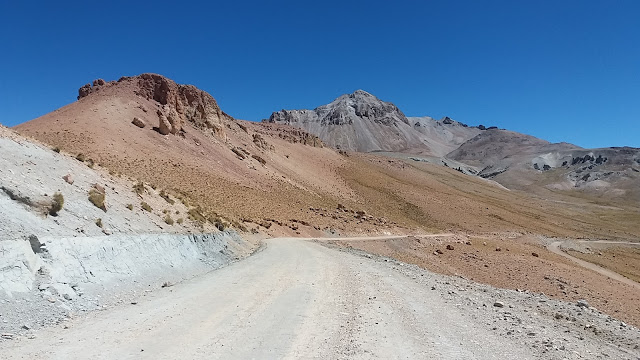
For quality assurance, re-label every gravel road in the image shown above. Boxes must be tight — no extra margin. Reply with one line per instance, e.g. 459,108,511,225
2,237,639,359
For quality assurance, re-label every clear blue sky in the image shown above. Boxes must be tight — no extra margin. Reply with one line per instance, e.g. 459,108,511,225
1,1,638,148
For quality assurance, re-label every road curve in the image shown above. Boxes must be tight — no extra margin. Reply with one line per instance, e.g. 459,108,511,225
2,236,532,359
547,240,640,289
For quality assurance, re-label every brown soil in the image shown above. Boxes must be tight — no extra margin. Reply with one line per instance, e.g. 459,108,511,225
329,235,640,328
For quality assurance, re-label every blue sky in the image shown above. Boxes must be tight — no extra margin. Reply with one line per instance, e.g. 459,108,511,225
1,1,638,148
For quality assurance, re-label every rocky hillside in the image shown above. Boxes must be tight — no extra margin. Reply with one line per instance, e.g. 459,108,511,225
448,129,640,202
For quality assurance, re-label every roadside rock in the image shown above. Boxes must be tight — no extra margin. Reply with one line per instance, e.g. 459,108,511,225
62,174,74,185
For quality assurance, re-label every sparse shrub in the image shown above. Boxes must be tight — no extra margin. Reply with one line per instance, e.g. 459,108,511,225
133,182,145,195
188,208,207,225
163,209,168,214
231,220,247,232
76,153,86,162
251,154,266,166
150,183,157,190
95,218,103,228
215,220,226,231
52,147,61,153
141,202,152,212
176,218,184,224
86,159,95,168
126,204,133,210
159,190,175,204
164,214,174,225
88,188,106,212
49,192,64,216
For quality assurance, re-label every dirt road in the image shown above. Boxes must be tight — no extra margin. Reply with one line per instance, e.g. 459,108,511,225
3,237,639,359
3,237,534,359
547,240,640,289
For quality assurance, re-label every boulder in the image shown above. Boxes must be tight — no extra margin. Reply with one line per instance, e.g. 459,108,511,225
62,174,74,185
157,110,171,135
132,117,146,128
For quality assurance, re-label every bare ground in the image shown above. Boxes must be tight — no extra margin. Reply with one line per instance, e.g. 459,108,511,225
2,237,638,359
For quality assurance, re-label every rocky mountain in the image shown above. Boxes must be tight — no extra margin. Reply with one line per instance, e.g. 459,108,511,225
265,91,486,156
265,90,431,153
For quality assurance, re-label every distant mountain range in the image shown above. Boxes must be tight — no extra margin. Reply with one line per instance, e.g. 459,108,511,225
265,90,640,202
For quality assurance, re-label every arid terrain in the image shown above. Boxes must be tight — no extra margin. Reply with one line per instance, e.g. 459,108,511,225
2,73,639,358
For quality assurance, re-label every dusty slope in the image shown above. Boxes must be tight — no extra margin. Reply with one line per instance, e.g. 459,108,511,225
408,116,481,157
0,125,205,238
3,238,638,359
0,124,259,335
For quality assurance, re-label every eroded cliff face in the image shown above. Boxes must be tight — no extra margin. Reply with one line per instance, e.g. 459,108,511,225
78,73,233,136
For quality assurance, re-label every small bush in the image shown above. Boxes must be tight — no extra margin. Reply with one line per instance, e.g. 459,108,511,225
95,218,103,228
88,188,106,212
126,204,133,210
141,202,152,212
52,147,61,153
133,182,145,195
164,215,174,225
86,159,95,168
49,192,64,216
76,153,86,162
176,218,184,225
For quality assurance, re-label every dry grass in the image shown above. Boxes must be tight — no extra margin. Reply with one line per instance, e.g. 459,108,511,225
88,188,106,212
49,192,64,216
141,202,152,212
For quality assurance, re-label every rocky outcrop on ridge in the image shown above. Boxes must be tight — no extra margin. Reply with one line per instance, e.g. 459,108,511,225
78,73,233,136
